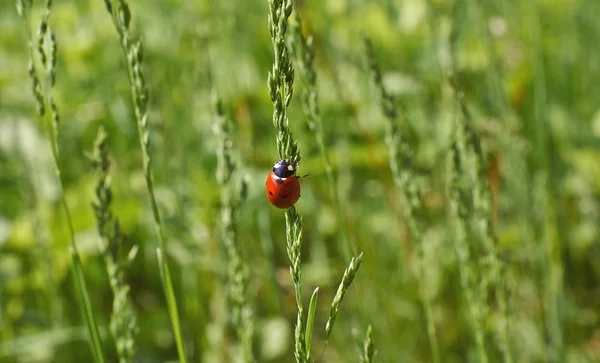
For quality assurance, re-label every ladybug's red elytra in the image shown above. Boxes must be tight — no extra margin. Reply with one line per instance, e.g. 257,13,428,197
265,159,306,209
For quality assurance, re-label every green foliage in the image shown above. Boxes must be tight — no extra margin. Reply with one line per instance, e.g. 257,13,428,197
2,0,600,362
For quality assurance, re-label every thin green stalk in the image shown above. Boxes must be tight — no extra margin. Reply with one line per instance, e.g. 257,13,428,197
290,11,369,352
285,207,307,363
445,5,488,356
446,140,488,363
325,253,363,339
213,96,255,363
305,287,319,361
467,1,514,360
289,8,355,261
102,1,188,361
442,2,491,361
16,1,105,362
266,0,308,361
529,2,564,361
444,0,513,360
89,127,139,363
448,69,511,363
361,35,440,363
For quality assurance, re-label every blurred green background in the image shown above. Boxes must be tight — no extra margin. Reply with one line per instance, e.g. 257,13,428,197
2,0,600,362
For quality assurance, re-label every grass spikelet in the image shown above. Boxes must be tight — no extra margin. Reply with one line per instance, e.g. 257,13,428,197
423,0,514,359
446,139,488,363
16,1,106,362
89,127,138,363
445,1,513,359
266,0,309,361
267,0,300,166
360,325,376,363
325,252,363,339
103,1,188,361
284,206,307,362
213,96,255,363
361,35,440,363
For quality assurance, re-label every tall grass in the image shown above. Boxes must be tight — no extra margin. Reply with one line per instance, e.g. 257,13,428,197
102,0,188,361
16,1,105,361
445,1,514,361
266,0,307,361
267,2,364,361
528,3,565,361
213,96,255,362
290,8,367,353
4,0,597,362
289,8,355,261
362,35,440,363
89,127,138,363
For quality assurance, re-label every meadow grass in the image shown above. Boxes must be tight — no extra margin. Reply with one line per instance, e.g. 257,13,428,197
213,95,254,362
2,0,600,362
103,0,188,361
266,0,307,360
16,1,105,362
89,127,138,363
362,35,440,363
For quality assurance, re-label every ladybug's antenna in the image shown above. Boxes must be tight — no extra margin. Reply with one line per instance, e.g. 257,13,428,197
297,173,310,178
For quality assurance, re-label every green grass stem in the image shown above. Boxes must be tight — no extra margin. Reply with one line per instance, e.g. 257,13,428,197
304,287,319,361
290,10,368,350
89,127,138,363
444,1,514,360
102,1,188,361
289,8,355,261
361,35,440,363
324,252,363,340
529,2,564,361
266,0,308,361
16,1,106,361
214,96,255,362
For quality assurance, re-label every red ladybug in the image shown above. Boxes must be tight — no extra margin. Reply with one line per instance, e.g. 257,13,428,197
265,159,306,209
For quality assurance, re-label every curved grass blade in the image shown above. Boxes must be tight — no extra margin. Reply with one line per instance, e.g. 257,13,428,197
305,287,319,360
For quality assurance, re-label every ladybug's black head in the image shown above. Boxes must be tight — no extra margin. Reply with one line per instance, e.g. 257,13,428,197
273,159,296,178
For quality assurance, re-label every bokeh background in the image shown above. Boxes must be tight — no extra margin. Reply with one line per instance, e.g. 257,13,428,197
2,0,600,362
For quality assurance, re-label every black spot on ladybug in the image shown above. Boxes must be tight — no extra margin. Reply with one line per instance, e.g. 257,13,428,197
282,195,288,198
268,191,273,196
275,178,284,185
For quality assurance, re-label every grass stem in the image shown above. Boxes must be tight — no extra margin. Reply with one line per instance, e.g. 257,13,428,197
16,1,106,361
103,1,188,361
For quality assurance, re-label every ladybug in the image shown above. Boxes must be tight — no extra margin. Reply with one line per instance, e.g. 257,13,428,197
265,159,307,209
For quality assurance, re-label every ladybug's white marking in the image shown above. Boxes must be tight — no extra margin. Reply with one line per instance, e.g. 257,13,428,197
287,165,294,171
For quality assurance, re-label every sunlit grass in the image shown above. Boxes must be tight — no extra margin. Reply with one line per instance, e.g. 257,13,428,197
2,0,599,362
